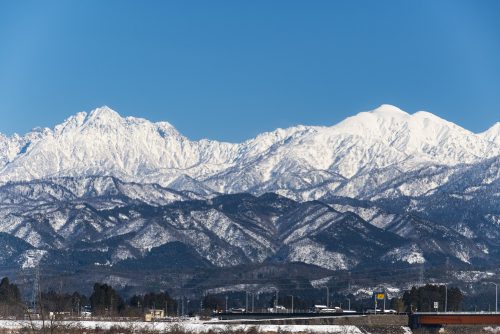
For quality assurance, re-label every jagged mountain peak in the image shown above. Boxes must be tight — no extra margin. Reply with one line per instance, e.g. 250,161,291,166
58,106,121,128
82,105,127,126
86,105,120,120
0,105,498,192
88,105,118,116
53,106,178,136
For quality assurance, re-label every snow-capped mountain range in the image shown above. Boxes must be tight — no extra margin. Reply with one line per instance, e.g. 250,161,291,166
1,104,498,199
0,105,498,288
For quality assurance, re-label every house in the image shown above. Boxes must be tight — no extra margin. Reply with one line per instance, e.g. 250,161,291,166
144,309,165,322
49,311,71,320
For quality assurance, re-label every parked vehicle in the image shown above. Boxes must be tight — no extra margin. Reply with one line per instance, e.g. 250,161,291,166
229,308,246,313
314,305,343,313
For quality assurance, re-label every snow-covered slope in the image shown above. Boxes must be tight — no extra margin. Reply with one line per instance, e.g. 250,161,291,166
0,104,499,276
1,179,497,273
0,105,498,200
0,107,239,185
480,122,500,145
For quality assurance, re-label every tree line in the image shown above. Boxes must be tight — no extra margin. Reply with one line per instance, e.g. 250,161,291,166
0,277,24,316
401,284,463,312
0,276,464,318
0,277,177,318
384,284,463,313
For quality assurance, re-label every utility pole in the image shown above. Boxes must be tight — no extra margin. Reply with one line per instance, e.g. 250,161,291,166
32,266,40,313
445,284,448,313
225,296,228,313
383,289,386,312
245,291,249,313
445,257,449,313
252,293,255,313
492,283,498,313
496,283,498,313
347,298,351,311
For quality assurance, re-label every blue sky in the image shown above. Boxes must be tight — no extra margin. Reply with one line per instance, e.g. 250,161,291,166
0,0,499,142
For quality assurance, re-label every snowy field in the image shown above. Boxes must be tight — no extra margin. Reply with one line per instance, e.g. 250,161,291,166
0,319,411,333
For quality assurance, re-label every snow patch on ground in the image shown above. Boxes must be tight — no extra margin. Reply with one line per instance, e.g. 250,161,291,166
452,270,495,283
19,249,47,269
402,327,413,334
204,284,270,295
103,275,132,288
310,276,333,288
485,214,500,226
0,320,366,333
382,244,425,264
287,239,354,270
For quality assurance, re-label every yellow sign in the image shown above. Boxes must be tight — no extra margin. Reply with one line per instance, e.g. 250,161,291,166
376,293,385,300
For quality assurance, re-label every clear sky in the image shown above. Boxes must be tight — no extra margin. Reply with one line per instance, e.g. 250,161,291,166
0,0,499,142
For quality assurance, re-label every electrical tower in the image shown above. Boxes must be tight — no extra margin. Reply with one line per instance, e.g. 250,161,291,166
31,266,40,313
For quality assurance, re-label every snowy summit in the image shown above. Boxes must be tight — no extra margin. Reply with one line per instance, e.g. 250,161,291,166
0,104,497,200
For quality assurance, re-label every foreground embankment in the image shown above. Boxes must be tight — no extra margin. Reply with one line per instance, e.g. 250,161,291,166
0,318,410,334
214,314,408,325
0,318,498,334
